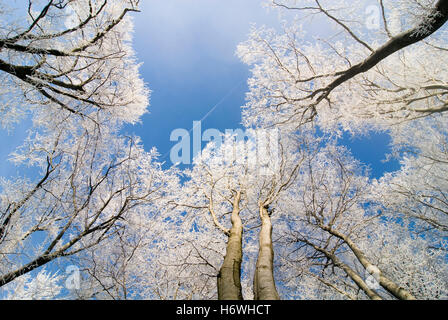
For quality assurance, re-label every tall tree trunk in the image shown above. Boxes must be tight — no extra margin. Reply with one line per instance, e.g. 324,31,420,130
253,205,280,300
299,237,383,300
320,225,416,300
344,236,416,300
217,192,243,300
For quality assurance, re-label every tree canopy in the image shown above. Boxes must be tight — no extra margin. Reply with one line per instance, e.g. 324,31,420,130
0,0,447,300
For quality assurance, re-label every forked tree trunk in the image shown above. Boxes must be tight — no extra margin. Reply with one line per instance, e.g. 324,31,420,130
253,205,280,300
217,192,243,300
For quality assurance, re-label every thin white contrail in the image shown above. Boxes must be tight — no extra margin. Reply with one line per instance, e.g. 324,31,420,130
197,79,246,124
160,79,246,162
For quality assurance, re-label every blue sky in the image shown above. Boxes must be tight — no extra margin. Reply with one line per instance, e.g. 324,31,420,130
125,0,280,165
126,0,399,177
0,0,399,180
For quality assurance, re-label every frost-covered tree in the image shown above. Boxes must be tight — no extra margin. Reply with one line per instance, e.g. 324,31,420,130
2,268,63,300
171,130,305,300
237,0,448,131
233,2,448,299
0,119,171,289
275,143,383,299
357,221,448,300
0,0,159,297
275,143,447,300
62,187,184,300
0,0,148,128
376,114,448,235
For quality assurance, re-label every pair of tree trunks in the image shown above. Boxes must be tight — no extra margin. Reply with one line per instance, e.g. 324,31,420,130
217,196,279,300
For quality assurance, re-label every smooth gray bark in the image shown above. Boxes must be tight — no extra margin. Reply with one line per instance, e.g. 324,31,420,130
217,192,243,300
253,205,280,300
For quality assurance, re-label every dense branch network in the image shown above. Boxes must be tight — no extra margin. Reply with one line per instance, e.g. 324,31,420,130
0,0,147,125
238,0,448,130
